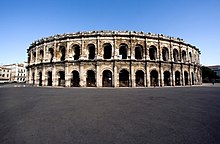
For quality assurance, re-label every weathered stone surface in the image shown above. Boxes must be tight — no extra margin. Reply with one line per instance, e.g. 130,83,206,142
26,31,202,87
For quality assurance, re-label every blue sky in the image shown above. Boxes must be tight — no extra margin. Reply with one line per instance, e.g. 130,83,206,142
0,0,219,66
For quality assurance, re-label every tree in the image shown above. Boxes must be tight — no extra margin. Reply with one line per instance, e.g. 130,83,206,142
201,66,219,82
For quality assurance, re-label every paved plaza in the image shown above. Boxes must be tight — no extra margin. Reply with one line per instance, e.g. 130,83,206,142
0,85,220,144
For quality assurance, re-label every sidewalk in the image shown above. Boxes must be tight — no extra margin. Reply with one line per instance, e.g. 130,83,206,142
201,83,220,87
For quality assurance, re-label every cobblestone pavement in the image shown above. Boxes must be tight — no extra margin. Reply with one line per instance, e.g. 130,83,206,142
0,86,220,144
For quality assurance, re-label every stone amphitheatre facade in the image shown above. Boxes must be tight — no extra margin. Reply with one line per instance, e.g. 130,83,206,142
26,31,202,87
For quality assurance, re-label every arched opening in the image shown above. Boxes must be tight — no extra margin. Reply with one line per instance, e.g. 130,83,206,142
47,71,52,86
135,45,143,59
49,48,54,63
164,71,171,86
40,50,44,62
60,46,66,61
119,44,128,59
182,50,186,63
88,44,95,59
136,70,144,87
162,47,169,61
39,72,42,86
71,70,80,87
33,52,36,62
86,70,96,87
189,52,192,63
28,54,31,64
119,69,129,87
175,71,181,86
191,72,194,85
150,70,158,86
149,46,157,60
102,70,112,87
73,45,80,60
32,72,35,85
173,49,178,62
103,43,112,59
58,71,65,86
184,71,188,85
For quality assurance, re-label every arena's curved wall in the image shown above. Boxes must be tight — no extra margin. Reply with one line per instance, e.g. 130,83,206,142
26,31,202,87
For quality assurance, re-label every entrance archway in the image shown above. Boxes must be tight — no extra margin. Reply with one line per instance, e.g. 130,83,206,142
47,71,52,86
175,71,181,86
191,72,194,85
136,70,144,87
150,70,158,86
184,71,188,85
58,71,65,86
32,72,35,85
102,70,112,87
119,69,129,87
71,71,80,87
87,70,96,87
164,71,171,86
39,72,42,86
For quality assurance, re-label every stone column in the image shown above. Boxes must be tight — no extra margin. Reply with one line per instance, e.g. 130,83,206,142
161,67,164,86
131,64,135,87
42,66,46,86
114,62,118,87
52,66,56,86
96,62,101,87
79,64,86,87
65,64,70,87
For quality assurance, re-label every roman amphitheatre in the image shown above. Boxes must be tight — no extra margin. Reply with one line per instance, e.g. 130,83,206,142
26,30,202,87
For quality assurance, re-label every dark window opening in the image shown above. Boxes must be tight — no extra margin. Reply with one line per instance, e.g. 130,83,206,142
73,45,80,60
40,50,44,62
119,69,129,87
71,71,80,87
33,52,36,62
135,45,143,59
119,44,128,59
102,70,112,87
164,71,171,86
136,70,144,87
182,50,186,63
162,47,169,61
149,46,157,60
88,44,95,59
103,44,112,59
173,49,178,62
150,70,158,86
49,48,54,63
189,52,192,63
58,71,65,86
60,46,66,61
28,54,31,63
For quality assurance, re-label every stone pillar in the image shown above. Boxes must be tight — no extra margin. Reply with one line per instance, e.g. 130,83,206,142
181,68,184,86
96,63,101,87
146,67,150,87
42,66,46,86
79,64,86,87
131,65,135,87
161,68,164,86
65,64,70,87
114,62,118,87
52,66,56,86
34,68,38,86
